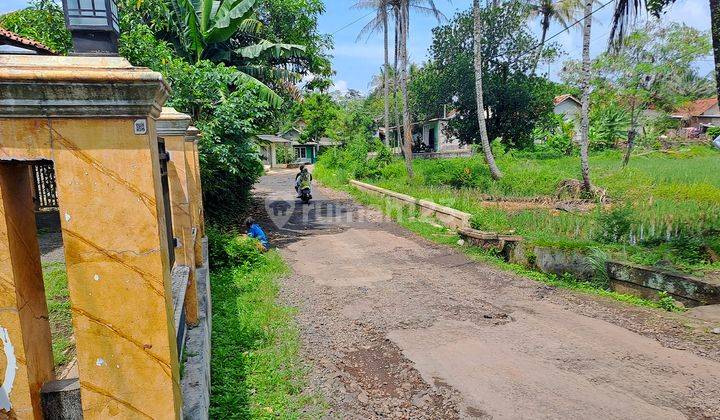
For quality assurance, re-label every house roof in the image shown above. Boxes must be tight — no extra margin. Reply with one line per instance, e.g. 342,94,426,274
554,94,581,107
257,134,291,144
0,27,55,55
672,98,719,118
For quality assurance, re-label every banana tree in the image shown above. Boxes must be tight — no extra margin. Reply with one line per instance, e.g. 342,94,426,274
173,0,307,107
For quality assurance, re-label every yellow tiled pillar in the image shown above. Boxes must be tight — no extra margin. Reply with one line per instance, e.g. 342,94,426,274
158,108,199,326
0,55,182,419
52,119,182,418
184,128,205,268
0,164,55,419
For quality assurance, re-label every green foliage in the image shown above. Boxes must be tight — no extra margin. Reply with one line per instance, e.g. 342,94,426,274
0,0,71,54
120,23,268,225
707,126,720,140
315,135,394,183
657,291,685,312
293,93,340,143
42,262,74,367
534,114,577,156
589,104,630,150
275,144,295,164
668,232,708,265
207,225,265,270
210,231,323,417
594,207,634,243
416,1,561,150
586,247,611,289
563,22,714,132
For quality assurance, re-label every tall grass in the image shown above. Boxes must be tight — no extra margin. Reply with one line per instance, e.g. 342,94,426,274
317,145,720,273
210,235,325,418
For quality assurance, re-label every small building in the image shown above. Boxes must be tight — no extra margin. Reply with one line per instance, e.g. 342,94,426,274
671,98,720,129
259,125,340,166
553,94,581,121
293,141,317,163
257,134,292,168
0,27,55,55
383,108,470,156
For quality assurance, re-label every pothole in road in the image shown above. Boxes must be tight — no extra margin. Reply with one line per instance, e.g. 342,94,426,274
339,335,461,418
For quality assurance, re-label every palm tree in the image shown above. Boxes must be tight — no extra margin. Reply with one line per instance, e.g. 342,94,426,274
172,0,307,107
609,0,720,105
528,0,583,74
473,0,503,180
354,1,392,147
579,0,593,192
394,0,444,177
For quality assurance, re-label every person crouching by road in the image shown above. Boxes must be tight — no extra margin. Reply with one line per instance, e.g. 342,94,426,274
246,217,269,252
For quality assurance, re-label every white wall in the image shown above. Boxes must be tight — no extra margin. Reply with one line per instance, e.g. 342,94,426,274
554,100,581,120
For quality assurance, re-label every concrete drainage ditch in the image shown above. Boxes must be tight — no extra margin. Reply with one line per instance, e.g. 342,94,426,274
350,179,720,308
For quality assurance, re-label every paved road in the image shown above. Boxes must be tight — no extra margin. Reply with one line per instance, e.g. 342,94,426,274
253,169,720,419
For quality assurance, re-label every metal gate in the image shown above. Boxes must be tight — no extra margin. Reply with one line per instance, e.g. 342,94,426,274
32,162,58,209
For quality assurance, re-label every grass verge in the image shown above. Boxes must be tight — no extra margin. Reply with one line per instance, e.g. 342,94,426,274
210,239,325,418
42,262,74,368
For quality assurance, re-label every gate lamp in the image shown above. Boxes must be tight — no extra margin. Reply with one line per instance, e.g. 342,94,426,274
61,0,120,55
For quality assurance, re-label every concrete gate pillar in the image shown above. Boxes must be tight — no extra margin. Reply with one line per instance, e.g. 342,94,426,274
0,55,182,418
157,108,199,327
184,128,205,267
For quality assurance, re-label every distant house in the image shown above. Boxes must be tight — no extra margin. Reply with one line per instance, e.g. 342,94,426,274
383,108,471,156
671,98,720,129
553,94,581,121
259,125,339,166
0,28,55,55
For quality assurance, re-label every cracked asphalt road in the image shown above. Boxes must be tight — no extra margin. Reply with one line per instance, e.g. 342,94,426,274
252,168,720,419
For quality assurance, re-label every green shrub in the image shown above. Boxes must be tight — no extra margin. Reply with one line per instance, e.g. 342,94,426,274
594,206,635,243
207,226,264,270
590,104,630,150
668,231,707,264
657,291,684,312
707,126,720,140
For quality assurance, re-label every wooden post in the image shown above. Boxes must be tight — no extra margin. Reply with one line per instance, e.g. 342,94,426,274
0,164,55,419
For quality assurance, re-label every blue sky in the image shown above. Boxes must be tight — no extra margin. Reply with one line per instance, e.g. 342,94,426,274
2,0,712,93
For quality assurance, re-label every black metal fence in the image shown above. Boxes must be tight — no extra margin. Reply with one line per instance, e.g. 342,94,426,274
32,162,58,209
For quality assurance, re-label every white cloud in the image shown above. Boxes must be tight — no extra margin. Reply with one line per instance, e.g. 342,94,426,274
332,80,349,94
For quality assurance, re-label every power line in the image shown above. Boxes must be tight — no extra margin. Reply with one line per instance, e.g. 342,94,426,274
331,11,375,35
520,0,616,61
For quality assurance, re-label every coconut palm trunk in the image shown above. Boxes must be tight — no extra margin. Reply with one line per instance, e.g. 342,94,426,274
393,10,403,152
383,11,391,147
399,1,415,177
579,0,593,192
711,0,720,102
473,0,503,180
532,11,551,75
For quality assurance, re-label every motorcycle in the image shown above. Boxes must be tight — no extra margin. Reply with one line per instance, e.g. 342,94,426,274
300,186,312,204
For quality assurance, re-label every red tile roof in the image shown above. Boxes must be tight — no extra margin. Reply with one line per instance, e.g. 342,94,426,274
674,98,719,118
554,94,581,106
0,27,56,55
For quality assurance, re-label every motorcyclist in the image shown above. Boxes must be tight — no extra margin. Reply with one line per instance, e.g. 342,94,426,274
295,164,313,197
